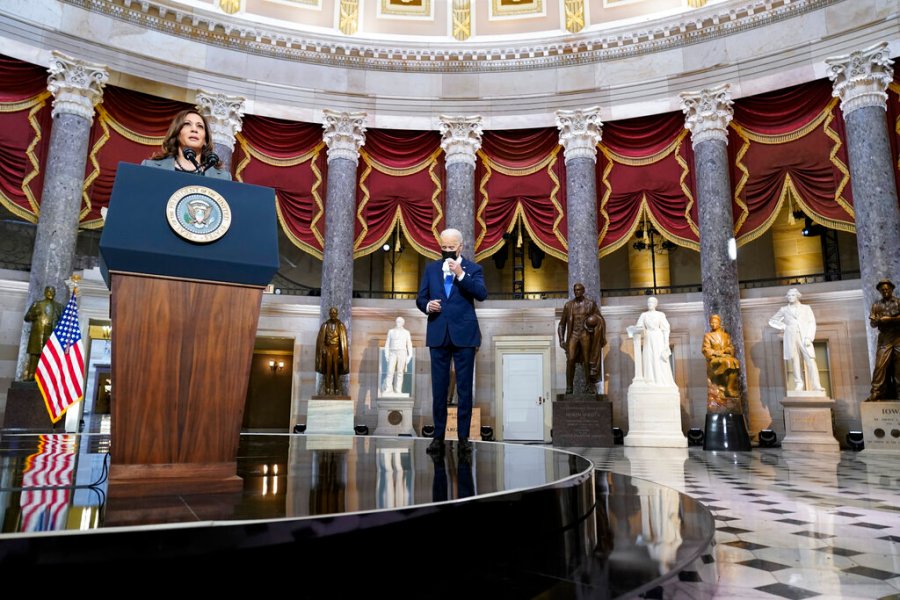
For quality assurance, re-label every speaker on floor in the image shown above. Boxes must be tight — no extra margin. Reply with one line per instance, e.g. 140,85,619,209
612,427,624,445
758,429,779,448
293,423,306,434
687,427,704,446
480,426,494,441
846,430,864,451
421,425,435,438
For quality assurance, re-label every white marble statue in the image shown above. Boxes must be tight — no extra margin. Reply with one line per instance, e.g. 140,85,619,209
768,288,824,393
632,296,676,387
383,316,413,395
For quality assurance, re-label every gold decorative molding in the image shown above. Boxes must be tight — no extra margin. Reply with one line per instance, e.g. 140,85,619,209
490,0,544,19
219,0,241,15
687,0,709,7
564,0,585,34
380,0,431,18
339,0,359,35
452,0,472,41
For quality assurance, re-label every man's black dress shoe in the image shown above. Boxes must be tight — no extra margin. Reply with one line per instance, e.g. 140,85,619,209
426,438,445,454
457,438,472,453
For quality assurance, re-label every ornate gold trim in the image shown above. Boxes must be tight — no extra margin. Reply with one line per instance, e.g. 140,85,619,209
0,92,51,223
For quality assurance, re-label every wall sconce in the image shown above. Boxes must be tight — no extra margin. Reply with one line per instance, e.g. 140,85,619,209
268,359,285,374
100,325,111,340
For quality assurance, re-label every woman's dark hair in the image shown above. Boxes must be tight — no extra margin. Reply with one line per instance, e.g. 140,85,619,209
151,109,220,169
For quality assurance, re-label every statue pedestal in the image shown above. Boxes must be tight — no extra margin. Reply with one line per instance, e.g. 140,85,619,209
624,383,686,448
306,396,354,435
780,390,839,452
446,406,480,441
552,393,613,447
860,400,900,454
703,413,752,451
374,398,416,436
2,381,56,432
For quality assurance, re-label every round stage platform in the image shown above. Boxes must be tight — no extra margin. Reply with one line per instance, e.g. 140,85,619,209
0,432,715,597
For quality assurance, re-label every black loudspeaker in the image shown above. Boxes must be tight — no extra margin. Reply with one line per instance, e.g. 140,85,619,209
758,429,778,448
846,431,864,451
612,427,624,445
354,425,369,435
687,428,704,446
480,426,494,441
293,424,306,434
421,425,435,438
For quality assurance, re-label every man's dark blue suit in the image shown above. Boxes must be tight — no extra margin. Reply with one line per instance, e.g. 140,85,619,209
416,256,487,441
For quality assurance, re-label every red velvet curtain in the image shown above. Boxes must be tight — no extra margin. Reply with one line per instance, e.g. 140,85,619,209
234,116,326,257
729,79,854,242
81,86,189,227
887,69,900,205
355,129,444,258
0,55,52,222
597,112,698,256
475,128,566,261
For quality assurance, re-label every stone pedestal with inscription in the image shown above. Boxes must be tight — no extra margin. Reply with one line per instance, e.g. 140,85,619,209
374,398,415,436
780,391,839,452
860,400,900,454
446,406,480,441
552,393,613,447
306,396,354,435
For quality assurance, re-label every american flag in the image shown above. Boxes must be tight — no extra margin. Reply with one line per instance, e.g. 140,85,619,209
35,291,85,423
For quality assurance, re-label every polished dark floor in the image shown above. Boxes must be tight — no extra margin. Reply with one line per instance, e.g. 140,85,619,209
0,429,715,597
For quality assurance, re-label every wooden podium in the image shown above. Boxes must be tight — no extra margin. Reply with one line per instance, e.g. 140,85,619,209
100,164,279,496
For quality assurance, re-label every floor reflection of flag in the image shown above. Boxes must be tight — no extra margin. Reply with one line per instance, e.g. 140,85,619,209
19,434,76,532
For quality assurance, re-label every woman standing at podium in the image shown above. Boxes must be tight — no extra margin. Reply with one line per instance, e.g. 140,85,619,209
142,110,231,180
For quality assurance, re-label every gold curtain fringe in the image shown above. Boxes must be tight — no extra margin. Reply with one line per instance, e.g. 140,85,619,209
0,91,51,113
599,198,647,259
596,153,614,253
601,131,687,166
478,146,559,177
354,161,374,249
20,97,49,217
361,146,442,177
731,98,837,144
236,135,324,167
731,128,751,233
81,110,112,221
98,105,165,146
675,138,700,243
475,160,492,252
822,109,853,218
309,151,326,248
275,197,324,260
427,159,444,258
352,206,401,259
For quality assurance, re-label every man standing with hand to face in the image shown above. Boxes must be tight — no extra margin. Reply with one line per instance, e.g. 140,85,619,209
416,228,488,456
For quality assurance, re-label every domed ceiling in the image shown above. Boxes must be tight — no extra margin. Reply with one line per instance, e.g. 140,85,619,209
183,0,716,42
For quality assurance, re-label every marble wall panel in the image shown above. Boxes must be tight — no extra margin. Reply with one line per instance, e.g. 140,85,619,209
441,73,480,99
478,69,558,100
723,13,827,65
556,63,599,95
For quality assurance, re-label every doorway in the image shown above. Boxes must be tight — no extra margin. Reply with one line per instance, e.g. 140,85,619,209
243,337,295,432
494,336,552,442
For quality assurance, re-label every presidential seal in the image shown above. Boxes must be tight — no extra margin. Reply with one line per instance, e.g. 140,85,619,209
166,185,232,243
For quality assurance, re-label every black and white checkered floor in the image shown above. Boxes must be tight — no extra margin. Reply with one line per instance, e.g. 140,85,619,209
561,445,900,599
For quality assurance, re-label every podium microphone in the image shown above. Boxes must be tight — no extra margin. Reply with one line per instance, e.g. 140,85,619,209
182,147,201,171
200,152,220,175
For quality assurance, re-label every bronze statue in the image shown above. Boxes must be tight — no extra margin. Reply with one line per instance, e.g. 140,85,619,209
702,314,742,410
21,286,63,381
315,306,350,396
558,283,605,394
865,279,900,402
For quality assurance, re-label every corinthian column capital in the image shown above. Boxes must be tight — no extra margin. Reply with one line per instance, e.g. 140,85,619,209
680,83,734,147
826,42,895,115
195,90,246,150
555,107,602,164
46,51,109,122
322,109,367,164
439,115,483,168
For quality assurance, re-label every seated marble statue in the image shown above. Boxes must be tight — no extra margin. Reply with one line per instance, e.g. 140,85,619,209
702,314,742,407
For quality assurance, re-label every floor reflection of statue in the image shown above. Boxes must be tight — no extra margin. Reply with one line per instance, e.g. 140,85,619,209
866,279,900,402
768,288,824,392
633,297,675,387
383,316,413,395
702,314,742,410
558,283,605,394
22,286,64,381
315,307,349,396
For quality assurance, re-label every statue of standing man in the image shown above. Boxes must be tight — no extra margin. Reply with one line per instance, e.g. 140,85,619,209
383,316,413,395
21,286,63,381
866,279,900,402
768,288,825,393
558,283,605,394
315,306,349,396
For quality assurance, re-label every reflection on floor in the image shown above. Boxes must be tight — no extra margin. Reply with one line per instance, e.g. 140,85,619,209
563,445,900,600
0,429,715,598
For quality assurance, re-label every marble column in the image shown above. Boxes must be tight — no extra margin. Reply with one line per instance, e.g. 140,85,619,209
439,115,482,254
196,90,245,174
556,107,602,299
680,84,749,407
320,109,366,393
16,52,108,380
826,42,900,370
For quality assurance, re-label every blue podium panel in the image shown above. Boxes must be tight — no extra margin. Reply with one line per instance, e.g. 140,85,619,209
99,163,279,287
